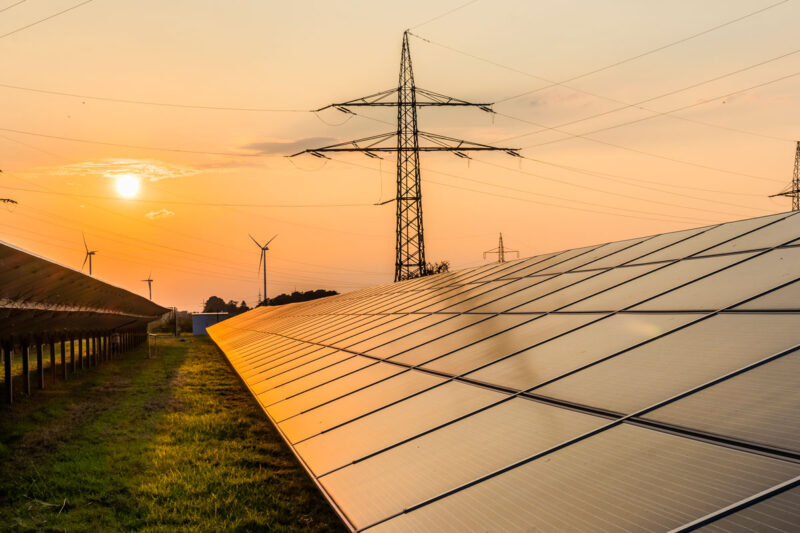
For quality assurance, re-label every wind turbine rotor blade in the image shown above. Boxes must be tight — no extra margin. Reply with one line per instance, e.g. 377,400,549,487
265,234,278,247
258,250,264,274
82,254,88,270
249,234,262,248
82,232,88,253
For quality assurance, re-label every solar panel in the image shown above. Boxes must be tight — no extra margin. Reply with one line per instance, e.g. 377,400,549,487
208,211,800,532
0,240,168,337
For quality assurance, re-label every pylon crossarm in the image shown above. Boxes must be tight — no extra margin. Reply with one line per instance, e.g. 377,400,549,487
415,88,493,110
316,87,493,111
770,190,800,198
316,88,399,111
289,132,396,157
418,131,520,154
293,132,520,156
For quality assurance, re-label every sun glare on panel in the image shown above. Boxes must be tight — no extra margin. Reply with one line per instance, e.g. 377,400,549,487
115,174,140,198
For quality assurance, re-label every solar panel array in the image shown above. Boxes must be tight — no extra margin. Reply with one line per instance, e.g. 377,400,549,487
0,239,168,338
208,211,800,532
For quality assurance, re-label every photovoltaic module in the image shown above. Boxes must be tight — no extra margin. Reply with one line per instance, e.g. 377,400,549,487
208,211,800,532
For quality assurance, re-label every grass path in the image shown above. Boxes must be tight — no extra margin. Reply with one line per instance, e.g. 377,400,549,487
0,336,345,532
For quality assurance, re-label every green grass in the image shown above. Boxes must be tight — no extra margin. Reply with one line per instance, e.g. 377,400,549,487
0,336,345,532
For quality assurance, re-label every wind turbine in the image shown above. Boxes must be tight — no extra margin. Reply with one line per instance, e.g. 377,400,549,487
82,233,98,276
142,273,153,300
249,234,277,305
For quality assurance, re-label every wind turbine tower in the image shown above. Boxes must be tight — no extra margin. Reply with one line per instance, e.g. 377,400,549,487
82,233,98,276
484,233,519,263
142,273,154,300
249,234,277,305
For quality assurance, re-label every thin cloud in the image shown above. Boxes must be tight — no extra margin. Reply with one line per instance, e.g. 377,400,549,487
54,158,205,182
527,88,595,109
144,209,175,220
240,137,337,155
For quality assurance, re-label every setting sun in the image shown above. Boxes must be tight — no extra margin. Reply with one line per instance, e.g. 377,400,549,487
115,174,140,198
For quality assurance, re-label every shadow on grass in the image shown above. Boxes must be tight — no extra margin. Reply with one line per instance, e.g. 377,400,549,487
0,336,345,532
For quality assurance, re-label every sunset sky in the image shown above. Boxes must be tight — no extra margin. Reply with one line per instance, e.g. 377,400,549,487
1,0,799,310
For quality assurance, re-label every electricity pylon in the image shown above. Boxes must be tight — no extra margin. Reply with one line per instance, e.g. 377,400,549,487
250,234,277,305
142,273,154,300
292,30,519,281
484,232,519,263
771,141,800,211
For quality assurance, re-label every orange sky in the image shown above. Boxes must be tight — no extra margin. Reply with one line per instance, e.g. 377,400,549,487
1,0,799,310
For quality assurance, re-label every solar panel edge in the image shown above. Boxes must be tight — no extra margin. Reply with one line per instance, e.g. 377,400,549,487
206,324,359,532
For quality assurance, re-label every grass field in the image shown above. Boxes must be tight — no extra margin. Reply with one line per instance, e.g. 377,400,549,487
0,336,345,532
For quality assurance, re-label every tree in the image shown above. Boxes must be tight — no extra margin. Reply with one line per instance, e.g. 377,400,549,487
203,296,227,313
259,289,338,307
397,260,450,281
203,296,250,316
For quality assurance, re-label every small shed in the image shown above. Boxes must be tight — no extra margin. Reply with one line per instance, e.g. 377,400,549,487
192,312,229,335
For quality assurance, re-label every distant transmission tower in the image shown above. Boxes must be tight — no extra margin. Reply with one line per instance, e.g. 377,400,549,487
484,232,519,263
293,30,519,281
771,141,800,211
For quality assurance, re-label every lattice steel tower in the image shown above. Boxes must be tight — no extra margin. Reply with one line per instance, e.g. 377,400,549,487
294,31,519,281
771,141,800,211
395,31,425,280
484,232,519,263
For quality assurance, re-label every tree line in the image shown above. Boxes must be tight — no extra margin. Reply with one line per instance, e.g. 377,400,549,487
202,289,339,315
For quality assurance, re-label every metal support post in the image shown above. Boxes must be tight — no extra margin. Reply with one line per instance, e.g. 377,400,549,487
36,340,44,390
3,343,12,404
60,338,67,379
21,340,30,396
49,340,56,383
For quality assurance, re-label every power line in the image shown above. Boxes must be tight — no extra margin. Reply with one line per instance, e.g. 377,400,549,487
508,156,769,214
497,46,800,144
1,168,387,278
494,0,790,103
0,135,389,246
340,108,773,200
0,0,94,40
443,157,755,219
329,113,772,219
412,31,798,144
4,219,373,288
0,126,282,157
327,155,719,226
0,1,26,14
411,0,481,30
0,184,376,208
0,82,309,112
524,157,766,198
408,36,795,181
423,174,715,225
4,210,376,287
517,69,800,150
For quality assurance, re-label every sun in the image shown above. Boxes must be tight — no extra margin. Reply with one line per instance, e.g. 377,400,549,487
115,174,140,198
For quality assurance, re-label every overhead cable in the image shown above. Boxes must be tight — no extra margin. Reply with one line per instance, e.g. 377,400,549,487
0,0,94,40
